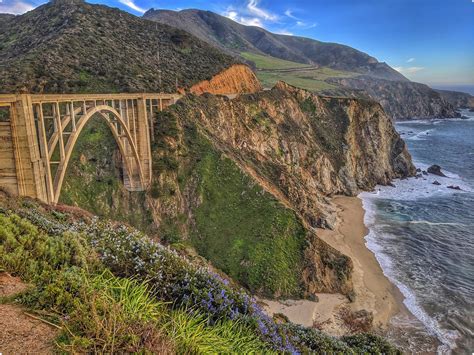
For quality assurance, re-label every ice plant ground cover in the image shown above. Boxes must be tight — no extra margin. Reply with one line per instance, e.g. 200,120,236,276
0,198,400,353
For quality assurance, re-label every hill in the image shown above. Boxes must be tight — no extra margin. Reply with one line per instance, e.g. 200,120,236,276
0,0,237,93
144,8,406,82
144,8,459,119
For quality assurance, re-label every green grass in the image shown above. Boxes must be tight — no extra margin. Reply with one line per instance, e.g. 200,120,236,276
258,71,339,91
186,132,306,298
241,51,358,92
241,51,309,70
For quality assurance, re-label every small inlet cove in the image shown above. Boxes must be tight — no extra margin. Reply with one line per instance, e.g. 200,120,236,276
360,109,474,353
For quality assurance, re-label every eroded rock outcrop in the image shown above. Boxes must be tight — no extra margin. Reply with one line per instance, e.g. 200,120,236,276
328,76,459,119
146,81,415,298
189,64,262,95
174,81,414,227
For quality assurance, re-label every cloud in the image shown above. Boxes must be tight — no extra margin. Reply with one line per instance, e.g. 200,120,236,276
295,20,317,29
247,0,278,21
285,9,298,20
407,57,415,63
275,29,293,36
394,66,425,75
119,0,146,14
223,9,263,27
223,0,279,28
0,0,35,14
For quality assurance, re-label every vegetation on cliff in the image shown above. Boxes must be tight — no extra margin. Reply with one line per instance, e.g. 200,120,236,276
0,0,237,93
151,111,308,298
0,196,399,353
59,119,154,232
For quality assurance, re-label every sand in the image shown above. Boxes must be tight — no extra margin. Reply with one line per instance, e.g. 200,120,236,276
261,196,408,335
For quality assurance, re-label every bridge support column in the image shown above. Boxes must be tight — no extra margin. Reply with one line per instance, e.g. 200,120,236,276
136,97,152,186
9,95,49,202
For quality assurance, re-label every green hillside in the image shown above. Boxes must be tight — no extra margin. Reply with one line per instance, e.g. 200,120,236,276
242,52,357,91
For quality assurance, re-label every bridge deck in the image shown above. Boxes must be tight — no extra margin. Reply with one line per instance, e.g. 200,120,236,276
0,93,182,106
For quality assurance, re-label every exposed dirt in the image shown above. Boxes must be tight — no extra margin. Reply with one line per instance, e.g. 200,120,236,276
0,273,58,354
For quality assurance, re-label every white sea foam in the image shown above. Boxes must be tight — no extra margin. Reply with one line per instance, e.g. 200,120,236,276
363,166,472,202
360,195,461,353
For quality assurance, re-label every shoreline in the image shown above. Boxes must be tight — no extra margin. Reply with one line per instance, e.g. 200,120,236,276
320,195,408,327
262,195,409,334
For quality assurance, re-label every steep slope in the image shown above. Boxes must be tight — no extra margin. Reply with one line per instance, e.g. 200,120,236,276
144,8,458,120
144,9,406,81
0,0,237,93
328,76,460,119
55,81,414,299
435,89,474,109
144,82,415,297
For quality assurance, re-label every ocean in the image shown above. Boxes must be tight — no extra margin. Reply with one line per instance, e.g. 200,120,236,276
360,109,474,353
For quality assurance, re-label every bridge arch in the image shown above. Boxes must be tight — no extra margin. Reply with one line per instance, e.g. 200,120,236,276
0,93,181,204
52,105,145,203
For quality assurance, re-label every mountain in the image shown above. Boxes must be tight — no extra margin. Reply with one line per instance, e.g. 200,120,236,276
0,0,237,93
144,8,458,119
144,9,406,82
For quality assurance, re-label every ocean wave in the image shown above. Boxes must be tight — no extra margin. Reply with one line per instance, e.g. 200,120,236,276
408,221,469,227
360,197,461,353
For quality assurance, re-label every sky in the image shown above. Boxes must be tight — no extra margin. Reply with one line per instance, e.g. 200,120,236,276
1,0,473,86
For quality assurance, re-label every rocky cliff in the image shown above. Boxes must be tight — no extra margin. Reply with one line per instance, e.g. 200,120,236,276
189,64,262,95
144,81,415,298
328,76,460,119
436,89,474,109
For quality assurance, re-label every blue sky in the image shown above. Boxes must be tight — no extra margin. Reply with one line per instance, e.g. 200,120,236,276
1,0,473,86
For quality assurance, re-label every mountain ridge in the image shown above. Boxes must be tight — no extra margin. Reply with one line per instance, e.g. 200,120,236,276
144,8,407,82
144,8,459,120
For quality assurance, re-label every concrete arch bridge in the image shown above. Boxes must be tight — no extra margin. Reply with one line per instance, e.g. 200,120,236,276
0,93,181,203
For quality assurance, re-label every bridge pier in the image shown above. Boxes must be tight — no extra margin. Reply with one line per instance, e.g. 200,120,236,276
0,93,181,204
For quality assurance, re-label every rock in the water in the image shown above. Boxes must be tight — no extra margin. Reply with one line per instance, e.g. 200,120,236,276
432,180,441,185
427,165,447,177
416,168,421,172
461,115,469,120
447,185,461,190
422,170,428,175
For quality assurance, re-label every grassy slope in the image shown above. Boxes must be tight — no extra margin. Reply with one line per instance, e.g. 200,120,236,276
241,52,309,69
242,52,357,91
0,200,399,354
153,114,307,298
191,136,306,297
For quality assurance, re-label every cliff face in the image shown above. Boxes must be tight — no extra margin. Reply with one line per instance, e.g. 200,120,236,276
189,64,262,95
170,81,414,228
146,81,415,298
436,89,474,109
329,76,459,119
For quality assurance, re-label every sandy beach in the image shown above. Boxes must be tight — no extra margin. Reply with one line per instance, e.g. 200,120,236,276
262,195,408,335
